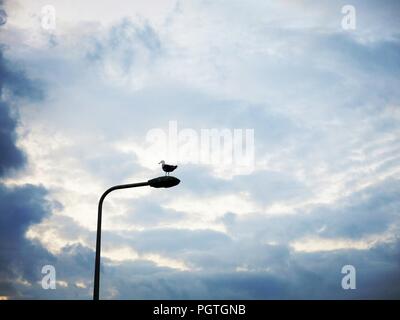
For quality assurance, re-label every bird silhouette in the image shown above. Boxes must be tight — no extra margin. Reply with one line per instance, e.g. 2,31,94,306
159,160,178,176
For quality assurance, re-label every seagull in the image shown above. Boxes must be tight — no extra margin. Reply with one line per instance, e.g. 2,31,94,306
159,160,178,176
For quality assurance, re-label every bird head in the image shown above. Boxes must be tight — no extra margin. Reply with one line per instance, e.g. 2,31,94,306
159,160,165,165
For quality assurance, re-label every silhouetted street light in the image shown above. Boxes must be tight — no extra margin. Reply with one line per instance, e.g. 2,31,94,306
93,175,180,300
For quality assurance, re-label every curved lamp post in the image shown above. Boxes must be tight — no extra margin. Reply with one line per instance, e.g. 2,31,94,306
93,176,180,300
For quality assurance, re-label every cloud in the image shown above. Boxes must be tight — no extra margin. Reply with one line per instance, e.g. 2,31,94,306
0,48,30,176
1,0,400,300
0,43,97,299
0,184,55,298
91,240,400,299
0,100,25,176
0,45,54,298
85,175,400,299
86,17,162,89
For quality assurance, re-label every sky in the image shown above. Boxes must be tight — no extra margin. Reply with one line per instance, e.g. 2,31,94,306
0,0,399,299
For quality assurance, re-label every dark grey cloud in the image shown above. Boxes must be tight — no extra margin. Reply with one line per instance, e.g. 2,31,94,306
0,0,6,26
46,244,94,299
0,184,55,298
0,9,6,26
91,174,399,299
0,46,39,174
0,49,27,176
0,44,99,299
0,44,44,176
223,178,400,244
0,101,25,176
96,239,400,299
0,48,43,101
0,46,55,298
292,239,400,299
101,227,232,265
93,174,400,299
90,147,400,299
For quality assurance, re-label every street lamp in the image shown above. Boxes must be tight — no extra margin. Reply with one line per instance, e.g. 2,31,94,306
93,175,180,300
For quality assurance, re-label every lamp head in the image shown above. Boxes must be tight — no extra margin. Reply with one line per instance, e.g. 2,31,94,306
148,176,180,188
